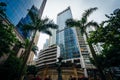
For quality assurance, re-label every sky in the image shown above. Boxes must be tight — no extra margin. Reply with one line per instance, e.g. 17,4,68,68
37,0,120,52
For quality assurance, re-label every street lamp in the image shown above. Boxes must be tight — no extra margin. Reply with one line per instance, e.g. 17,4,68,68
56,56,63,80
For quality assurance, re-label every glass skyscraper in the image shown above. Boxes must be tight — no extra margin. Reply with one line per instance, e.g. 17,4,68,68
16,5,39,39
1,0,47,39
1,0,44,25
56,7,80,59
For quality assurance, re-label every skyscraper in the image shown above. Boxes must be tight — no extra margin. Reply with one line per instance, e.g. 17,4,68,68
1,0,46,25
56,7,80,59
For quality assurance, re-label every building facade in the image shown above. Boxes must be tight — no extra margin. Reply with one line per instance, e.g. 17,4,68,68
36,7,93,79
36,44,59,68
43,39,50,49
1,0,46,25
1,0,47,39
16,5,39,39
1,0,47,64
56,7,80,60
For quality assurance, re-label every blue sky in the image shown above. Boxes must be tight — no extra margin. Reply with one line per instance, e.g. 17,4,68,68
37,0,120,51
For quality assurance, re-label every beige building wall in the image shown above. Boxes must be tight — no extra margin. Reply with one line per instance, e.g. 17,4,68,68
0,16,25,64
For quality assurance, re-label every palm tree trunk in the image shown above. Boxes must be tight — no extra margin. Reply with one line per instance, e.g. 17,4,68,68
84,32,106,80
18,30,37,80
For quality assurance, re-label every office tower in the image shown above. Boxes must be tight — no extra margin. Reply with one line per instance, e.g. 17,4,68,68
56,7,95,77
56,7,80,60
1,0,46,25
49,29,57,46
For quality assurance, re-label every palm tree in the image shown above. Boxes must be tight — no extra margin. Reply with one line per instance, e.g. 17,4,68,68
20,39,38,61
19,9,58,80
66,7,106,80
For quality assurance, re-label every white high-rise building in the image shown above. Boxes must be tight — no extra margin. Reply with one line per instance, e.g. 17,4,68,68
49,29,57,46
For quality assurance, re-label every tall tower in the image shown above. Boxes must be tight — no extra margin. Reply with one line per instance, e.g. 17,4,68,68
56,7,80,60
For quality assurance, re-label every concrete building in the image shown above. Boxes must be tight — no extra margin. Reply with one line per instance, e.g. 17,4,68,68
36,44,59,68
43,39,49,49
75,27,95,77
0,15,24,64
36,44,83,80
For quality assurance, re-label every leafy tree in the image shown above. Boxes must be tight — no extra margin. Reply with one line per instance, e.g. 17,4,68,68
66,7,106,80
88,9,120,80
0,2,18,57
88,8,120,67
12,41,25,56
19,9,58,80
0,22,18,57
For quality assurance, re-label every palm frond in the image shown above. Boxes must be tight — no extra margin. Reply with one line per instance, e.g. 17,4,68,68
32,45,38,55
99,21,107,27
82,7,98,19
22,24,34,31
43,23,58,29
105,14,110,18
28,9,38,24
42,17,49,23
24,39,30,49
66,18,81,27
80,27,85,35
0,2,7,17
41,30,52,36
81,17,87,25
0,2,7,6
85,20,99,29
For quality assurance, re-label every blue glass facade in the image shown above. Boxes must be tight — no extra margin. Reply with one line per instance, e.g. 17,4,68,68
1,0,43,25
1,0,47,39
16,6,39,39
57,7,80,59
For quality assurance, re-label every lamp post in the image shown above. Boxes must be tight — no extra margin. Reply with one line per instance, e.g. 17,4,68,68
56,56,63,80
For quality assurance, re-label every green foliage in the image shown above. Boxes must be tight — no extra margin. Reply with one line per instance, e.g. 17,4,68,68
0,22,18,57
88,8,120,68
66,7,98,36
32,45,38,55
22,10,58,37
